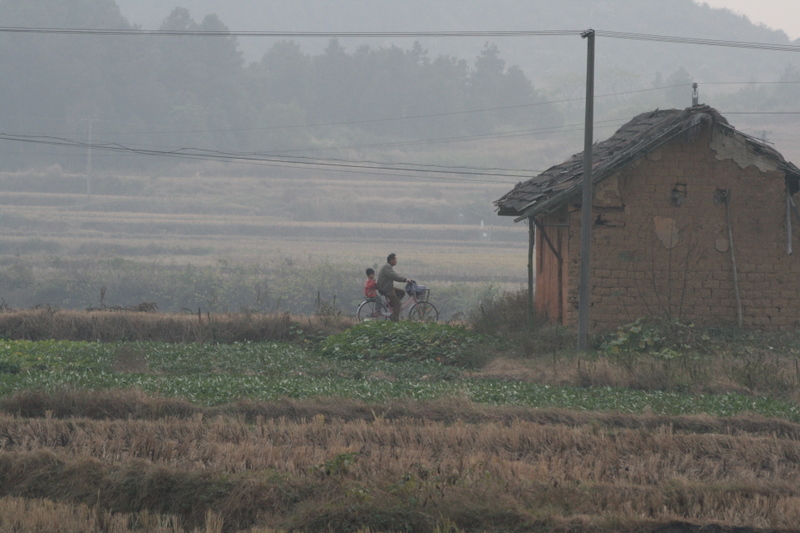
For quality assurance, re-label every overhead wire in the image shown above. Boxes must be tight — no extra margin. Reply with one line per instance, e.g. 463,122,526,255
0,132,539,183
0,112,632,178
0,27,582,38
2,26,799,53
7,83,688,138
269,119,627,154
10,76,800,143
594,30,800,53
2,26,800,180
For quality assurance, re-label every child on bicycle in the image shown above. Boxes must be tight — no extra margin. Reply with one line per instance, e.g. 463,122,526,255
364,268,384,315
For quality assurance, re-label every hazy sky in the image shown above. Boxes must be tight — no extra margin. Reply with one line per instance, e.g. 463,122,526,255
699,0,800,39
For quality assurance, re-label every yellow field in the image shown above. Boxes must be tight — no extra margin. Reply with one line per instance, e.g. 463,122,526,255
0,170,531,281
1,390,799,532
0,169,531,313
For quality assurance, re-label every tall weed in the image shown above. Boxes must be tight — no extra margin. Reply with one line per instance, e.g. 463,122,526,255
467,287,529,335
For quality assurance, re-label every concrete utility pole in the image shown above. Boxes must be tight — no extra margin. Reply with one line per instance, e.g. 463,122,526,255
577,29,595,351
527,216,534,331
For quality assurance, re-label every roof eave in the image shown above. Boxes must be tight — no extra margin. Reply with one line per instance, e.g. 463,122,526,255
508,113,719,222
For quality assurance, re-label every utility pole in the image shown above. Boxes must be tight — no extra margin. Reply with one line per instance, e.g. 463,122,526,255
527,216,535,331
577,29,595,351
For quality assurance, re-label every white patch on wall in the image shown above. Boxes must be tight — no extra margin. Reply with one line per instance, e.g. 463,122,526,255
594,173,623,208
710,129,779,172
654,216,679,249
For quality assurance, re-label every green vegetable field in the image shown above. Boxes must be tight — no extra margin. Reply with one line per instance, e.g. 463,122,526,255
2,322,798,421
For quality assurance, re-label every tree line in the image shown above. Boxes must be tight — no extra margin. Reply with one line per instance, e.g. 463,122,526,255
0,0,798,173
0,1,561,172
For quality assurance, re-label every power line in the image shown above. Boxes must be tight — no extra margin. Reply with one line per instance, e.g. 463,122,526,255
5,25,800,176
3,108,797,183
3,25,799,54
596,30,800,53
7,103,799,178
12,78,800,140
0,133,535,182
4,84,681,139
271,119,626,154
0,27,581,38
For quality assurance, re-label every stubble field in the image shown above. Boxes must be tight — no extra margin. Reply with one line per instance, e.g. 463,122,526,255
1,160,799,532
1,315,800,532
0,166,528,318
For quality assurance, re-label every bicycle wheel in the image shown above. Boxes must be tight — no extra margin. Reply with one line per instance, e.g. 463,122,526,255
408,302,438,322
357,300,381,321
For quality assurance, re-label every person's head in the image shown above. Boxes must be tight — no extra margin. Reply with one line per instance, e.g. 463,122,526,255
387,253,397,265
365,267,375,279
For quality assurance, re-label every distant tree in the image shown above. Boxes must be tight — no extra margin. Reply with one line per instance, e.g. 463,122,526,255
252,41,313,106
766,64,800,109
419,54,471,135
466,43,507,130
245,42,313,150
402,44,471,137
357,44,434,136
0,0,144,170
310,39,357,124
466,43,561,132
154,8,247,151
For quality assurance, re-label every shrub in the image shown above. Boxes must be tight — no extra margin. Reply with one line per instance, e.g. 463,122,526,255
467,288,530,335
594,317,716,392
598,317,711,360
317,321,490,368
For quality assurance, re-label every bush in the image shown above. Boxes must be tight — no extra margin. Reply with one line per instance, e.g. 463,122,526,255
598,317,711,361
467,288,530,335
317,321,490,368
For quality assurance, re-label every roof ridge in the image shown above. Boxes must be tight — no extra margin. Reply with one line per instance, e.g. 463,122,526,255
495,106,798,220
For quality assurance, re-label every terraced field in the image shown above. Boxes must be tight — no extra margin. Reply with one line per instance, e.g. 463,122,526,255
0,169,529,316
0,319,799,532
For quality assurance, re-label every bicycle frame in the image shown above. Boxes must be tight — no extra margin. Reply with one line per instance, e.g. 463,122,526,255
356,285,438,322
385,291,420,316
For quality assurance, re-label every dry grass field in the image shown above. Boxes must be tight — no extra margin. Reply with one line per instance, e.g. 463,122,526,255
0,167,528,317
0,310,799,531
3,149,800,532
1,391,799,532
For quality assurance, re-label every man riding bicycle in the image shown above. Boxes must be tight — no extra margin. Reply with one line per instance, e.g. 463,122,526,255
377,253,412,322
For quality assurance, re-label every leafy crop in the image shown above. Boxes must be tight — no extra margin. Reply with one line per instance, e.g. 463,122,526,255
318,321,489,367
1,337,800,421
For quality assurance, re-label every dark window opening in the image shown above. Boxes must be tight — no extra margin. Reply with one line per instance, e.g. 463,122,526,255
787,174,800,196
671,183,687,207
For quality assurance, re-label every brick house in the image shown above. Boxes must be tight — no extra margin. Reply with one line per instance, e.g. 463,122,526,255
495,105,800,331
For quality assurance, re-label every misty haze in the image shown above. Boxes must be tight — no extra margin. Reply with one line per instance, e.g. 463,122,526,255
4,3,800,533
0,0,798,318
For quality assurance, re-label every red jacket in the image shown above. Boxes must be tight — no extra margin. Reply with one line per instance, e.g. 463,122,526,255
364,278,378,298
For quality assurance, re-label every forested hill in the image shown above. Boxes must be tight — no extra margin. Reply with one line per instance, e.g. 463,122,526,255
113,0,798,88
0,0,799,173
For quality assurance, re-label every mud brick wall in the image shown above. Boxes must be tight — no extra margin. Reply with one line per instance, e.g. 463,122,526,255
561,127,798,331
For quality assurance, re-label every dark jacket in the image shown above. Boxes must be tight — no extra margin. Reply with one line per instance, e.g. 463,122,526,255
377,262,405,294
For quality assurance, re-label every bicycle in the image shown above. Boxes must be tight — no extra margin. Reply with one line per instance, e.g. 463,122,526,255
356,281,439,322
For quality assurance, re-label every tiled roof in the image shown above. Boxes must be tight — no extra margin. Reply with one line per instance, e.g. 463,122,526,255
495,105,800,220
